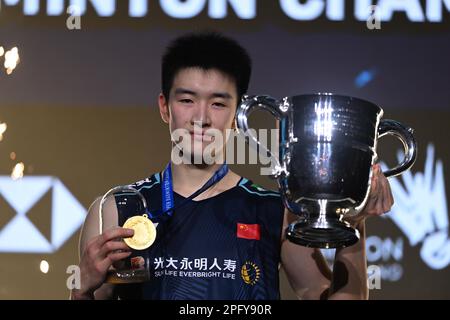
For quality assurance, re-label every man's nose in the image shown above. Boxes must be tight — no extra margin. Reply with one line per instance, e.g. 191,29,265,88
191,101,211,128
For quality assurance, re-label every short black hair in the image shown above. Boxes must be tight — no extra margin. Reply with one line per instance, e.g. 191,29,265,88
162,32,252,101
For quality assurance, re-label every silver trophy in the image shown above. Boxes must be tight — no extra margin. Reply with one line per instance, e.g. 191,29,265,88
237,93,417,248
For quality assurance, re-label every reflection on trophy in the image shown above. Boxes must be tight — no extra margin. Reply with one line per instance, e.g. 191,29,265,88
99,186,155,283
237,93,417,248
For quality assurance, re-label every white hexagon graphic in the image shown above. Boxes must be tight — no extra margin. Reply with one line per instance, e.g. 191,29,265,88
0,176,86,253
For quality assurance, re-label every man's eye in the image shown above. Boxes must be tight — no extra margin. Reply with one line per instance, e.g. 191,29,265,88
180,99,193,104
213,102,226,107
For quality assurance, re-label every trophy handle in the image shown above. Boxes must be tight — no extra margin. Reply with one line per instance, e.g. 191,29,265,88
236,95,286,177
99,185,148,234
378,119,418,178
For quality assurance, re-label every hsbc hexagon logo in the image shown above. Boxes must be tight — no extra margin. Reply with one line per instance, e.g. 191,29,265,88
0,176,86,253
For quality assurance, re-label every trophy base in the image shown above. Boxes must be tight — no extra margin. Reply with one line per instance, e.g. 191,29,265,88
286,218,360,249
105,269,150,284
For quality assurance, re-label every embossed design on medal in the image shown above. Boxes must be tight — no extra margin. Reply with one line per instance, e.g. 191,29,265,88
123,214,156,250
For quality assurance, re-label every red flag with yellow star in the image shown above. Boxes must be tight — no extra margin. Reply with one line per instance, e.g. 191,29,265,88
237,223,260,240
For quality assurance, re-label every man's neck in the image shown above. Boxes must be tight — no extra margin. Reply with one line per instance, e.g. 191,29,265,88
170,161,224,196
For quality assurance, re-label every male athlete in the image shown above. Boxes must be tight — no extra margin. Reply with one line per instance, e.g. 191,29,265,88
71,32,393,300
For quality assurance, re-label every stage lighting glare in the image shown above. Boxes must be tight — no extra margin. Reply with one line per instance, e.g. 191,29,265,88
11,162,25,180
4,47,20,75
0,122,7,141
40,260,49,274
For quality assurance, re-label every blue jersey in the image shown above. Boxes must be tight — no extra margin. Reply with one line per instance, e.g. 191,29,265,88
115,172,285,300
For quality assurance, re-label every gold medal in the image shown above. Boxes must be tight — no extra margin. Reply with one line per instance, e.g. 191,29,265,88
123,214,156,250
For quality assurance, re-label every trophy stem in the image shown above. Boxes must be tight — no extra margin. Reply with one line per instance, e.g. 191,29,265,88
286,201,360,249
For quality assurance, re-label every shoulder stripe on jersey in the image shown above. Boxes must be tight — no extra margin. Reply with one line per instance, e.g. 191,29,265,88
238,178,280,197
239,178,249,186
136,173,160,192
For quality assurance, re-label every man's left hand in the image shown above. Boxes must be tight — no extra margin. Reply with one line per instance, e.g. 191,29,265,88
347,164,394,226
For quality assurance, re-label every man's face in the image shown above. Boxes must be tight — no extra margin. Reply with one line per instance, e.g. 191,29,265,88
159,67,238,164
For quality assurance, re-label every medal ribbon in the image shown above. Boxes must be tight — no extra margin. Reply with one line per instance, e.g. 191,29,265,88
147,162,229,221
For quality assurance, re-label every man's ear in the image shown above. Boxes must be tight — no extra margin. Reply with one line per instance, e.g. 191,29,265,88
158,93,170,124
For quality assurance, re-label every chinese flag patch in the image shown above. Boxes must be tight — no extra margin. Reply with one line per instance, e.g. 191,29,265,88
237,223,260,240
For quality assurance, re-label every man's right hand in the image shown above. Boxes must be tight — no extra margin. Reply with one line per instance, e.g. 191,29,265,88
72,227,134,299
